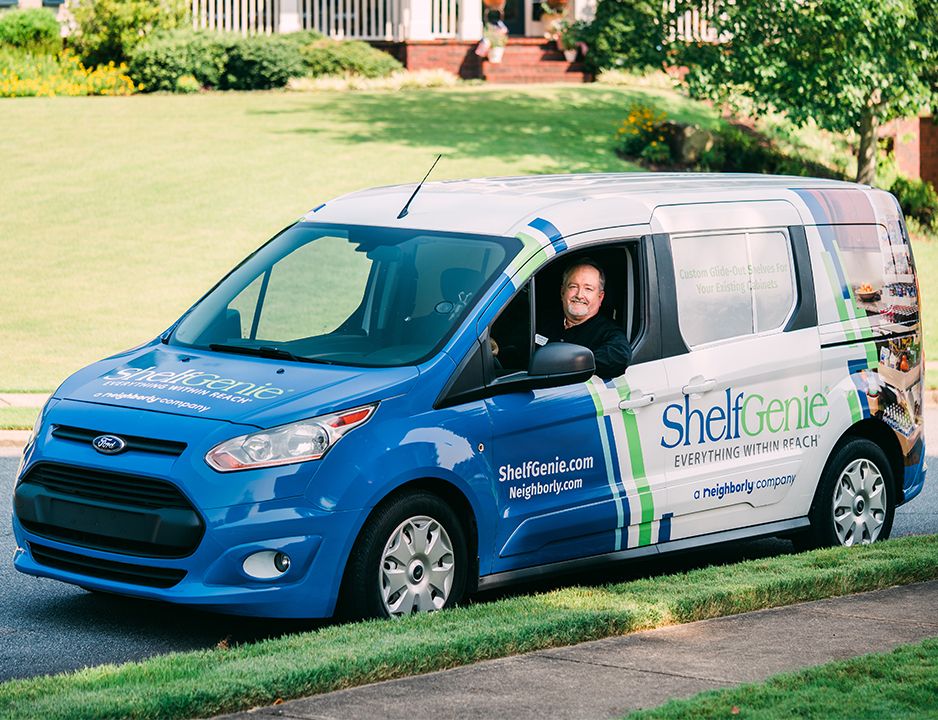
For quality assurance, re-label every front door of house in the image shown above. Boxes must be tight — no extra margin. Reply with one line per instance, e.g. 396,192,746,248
501,0,525,35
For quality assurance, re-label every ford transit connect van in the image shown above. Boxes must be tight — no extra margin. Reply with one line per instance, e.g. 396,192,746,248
13,174,926,619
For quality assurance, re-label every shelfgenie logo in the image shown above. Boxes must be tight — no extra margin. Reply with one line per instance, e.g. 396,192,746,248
661,386,829,449
102,366,288,400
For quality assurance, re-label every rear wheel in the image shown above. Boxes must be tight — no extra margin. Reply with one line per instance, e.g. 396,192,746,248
799,438,895,550
339,491,467,620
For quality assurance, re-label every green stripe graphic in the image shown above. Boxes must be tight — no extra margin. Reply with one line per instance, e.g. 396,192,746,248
615,380,655,547
508,231,548,285
847,390,863,423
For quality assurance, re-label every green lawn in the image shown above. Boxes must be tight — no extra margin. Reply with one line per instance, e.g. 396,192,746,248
0,406,39,430
627,636,938,720
1,85,931,390
1,534,935,720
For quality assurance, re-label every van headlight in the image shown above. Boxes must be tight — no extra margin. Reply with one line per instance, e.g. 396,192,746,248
17,398,56,480
205,404,377,472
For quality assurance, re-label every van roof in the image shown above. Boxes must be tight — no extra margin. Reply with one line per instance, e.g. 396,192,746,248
306,173,871,238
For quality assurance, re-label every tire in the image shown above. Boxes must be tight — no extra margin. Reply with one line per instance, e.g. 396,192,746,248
798,438,896,550
338,491,468,620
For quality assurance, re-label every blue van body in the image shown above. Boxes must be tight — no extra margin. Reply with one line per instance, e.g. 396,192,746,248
13,174,926,618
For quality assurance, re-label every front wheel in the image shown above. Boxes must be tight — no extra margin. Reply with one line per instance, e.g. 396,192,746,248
800,438,895,549
339,491,468,620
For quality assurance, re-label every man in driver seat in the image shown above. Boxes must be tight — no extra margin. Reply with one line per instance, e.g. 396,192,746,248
545,259,631,380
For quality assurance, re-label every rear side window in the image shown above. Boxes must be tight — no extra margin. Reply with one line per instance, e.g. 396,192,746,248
670,229,796,347
815,224,919,329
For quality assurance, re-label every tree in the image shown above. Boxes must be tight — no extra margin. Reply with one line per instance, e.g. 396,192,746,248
671,0,938,185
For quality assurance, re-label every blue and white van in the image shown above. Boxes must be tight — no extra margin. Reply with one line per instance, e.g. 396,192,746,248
13,174,926,618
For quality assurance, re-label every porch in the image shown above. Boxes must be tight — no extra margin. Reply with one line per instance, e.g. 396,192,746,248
191,0,597,41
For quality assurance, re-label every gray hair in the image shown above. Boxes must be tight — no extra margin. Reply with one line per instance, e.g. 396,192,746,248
561,259,605,291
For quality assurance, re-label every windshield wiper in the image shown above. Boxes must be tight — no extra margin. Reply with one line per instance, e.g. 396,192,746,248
209,344,304,362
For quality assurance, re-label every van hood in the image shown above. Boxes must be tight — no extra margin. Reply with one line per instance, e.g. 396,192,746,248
55,344,420,427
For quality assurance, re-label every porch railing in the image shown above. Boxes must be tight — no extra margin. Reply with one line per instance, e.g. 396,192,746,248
300,0,401,40
191,0,460,40
192,0,281,35
665,0,722,43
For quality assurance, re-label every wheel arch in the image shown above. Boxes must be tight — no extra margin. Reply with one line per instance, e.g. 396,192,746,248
812,418,904,514
342,476,481,596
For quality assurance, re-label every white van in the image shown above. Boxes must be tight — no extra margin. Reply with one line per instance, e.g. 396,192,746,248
14,173,926,619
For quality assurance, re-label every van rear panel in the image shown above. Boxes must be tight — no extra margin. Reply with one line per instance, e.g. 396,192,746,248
799,187,925,504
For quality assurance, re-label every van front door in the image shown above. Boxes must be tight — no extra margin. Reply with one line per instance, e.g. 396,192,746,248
485,239,671,574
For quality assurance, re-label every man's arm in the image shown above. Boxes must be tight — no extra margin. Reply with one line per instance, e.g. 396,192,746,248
592,325,632,380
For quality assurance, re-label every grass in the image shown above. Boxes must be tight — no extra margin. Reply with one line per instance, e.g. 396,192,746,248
2,85,933,391
0,406,39,430
1,82,858,392
1,534,936,720
626,636,938,720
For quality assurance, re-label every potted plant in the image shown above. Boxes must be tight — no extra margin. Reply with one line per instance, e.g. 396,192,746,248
557,19,588,62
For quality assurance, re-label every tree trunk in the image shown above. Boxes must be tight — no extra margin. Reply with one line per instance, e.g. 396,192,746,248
855,103,879,186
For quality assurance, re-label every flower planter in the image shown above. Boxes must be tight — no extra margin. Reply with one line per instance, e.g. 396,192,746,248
563,48,578,62
488,46,505,63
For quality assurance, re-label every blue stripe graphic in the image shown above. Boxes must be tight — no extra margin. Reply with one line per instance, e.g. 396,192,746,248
658,512,673,543
310,203,326,213
529,217,566,253
603,413,630,548
793,190,850,300
847,358,871,418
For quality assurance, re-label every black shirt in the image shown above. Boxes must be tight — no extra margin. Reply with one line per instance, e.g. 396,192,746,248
541,313,632,380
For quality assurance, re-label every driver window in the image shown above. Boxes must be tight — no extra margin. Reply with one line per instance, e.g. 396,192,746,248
486,242,640,380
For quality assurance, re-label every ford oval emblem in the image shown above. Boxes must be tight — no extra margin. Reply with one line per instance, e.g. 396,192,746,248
92,434,127,455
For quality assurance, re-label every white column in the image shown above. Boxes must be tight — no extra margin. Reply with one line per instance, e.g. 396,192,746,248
404,0,434,40
279,0,302,31
457,0,483,39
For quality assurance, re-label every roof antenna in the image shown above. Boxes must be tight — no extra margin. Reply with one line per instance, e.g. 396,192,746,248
397,154,442,219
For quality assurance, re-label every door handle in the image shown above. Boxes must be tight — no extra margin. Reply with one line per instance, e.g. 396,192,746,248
682,378,716,395
618,393,655,410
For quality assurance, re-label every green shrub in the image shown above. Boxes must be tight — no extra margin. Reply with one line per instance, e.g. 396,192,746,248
0,47,135,97
129,30,229,91
300,39,402,78
71,0,189,67
580,0,666,74
129,30,398,93
221,34,303,89
0,8,61,55
891,175,938,230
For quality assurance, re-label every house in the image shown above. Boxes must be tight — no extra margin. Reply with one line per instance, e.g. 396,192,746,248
189,0,598,82
884,116,938,191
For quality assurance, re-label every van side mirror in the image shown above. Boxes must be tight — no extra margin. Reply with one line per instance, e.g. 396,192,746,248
528,343,595,384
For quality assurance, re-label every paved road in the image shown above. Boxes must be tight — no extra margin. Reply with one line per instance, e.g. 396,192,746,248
2,454,936,682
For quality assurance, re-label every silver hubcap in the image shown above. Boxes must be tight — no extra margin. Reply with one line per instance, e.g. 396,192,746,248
380,515,455,617
832,458,887,546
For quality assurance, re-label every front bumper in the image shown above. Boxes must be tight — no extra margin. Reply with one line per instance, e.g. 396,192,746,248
13,497,360,618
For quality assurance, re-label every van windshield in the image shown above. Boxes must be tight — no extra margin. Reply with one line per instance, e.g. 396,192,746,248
171,223,520,367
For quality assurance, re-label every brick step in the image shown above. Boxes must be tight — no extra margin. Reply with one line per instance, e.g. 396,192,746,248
485,61,586,71
498,49,569,59
482,74,589,83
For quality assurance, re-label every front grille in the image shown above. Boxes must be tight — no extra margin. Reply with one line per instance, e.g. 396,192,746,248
15,462,204,558
23,462,192,509
52,425,187,457
29,542,186,588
